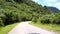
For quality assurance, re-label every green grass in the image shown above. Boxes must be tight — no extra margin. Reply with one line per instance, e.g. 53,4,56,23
0,23,18,34
30,22,60,32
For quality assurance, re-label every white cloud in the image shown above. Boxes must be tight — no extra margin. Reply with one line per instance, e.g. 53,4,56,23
32,0,39,2
44,0,58,7
54,2,60,10
32,0,60,10
44,0,60,10
47,3,53,6
44,0,57,3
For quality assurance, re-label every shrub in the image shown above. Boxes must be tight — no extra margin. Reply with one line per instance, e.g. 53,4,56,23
52,17,60,24
0,18,4,26
40,18,51,24
32,17,38,23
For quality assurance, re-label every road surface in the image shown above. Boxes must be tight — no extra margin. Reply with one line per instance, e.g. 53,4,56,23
8,21,56,34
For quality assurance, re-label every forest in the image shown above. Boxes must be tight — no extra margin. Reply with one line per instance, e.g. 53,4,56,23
0,0,52,26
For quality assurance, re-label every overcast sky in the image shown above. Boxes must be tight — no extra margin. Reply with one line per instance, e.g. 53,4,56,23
32,0,60,10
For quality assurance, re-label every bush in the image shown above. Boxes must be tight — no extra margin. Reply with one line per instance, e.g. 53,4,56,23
52,17,60,24
53,19,60,24
32,16,38,23
4,11,21,25
39,16,51,24
38,13,60,24
0,18,4,26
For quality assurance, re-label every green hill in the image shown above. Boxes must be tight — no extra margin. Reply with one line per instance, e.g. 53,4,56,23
0,0,52,26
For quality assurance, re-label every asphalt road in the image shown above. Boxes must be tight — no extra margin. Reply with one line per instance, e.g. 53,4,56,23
8,21,56,34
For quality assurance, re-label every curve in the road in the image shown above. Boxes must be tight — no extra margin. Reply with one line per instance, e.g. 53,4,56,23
8,21,56,34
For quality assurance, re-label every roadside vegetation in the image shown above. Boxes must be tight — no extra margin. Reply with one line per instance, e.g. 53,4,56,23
0,23,18,34
31,13,60,32
31,23,60,31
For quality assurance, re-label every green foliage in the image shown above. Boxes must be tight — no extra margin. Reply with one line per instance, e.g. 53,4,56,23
40,19,50,24
0,23,18,34
35,13,60,24
32,17,37,23
31,22,60,31
14,0,23,3
0,0,52,26
52,13,60,24
0,18,4,26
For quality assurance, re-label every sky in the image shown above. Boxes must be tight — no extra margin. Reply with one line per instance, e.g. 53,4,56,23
32,0,60,10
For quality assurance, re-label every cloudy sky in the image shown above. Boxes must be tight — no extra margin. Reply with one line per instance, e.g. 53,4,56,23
32,0,60,10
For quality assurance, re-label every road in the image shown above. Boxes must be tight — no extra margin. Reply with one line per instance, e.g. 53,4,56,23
8,21,56,34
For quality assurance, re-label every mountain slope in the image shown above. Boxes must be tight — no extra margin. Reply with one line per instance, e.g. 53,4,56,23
0,0,52,14
0,0,52,25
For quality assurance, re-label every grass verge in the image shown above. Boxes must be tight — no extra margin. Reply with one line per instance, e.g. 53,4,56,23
30,22,60,32
0,23,18,34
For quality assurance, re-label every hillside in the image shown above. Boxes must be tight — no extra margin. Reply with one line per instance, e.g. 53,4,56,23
0,0,52,14
0,0,52,26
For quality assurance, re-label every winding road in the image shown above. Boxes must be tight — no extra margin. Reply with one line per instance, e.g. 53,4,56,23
8,21,56,34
